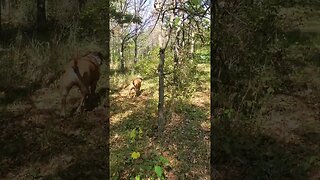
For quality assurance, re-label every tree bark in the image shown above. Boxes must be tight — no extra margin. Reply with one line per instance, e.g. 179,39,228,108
133,26,138,64
4,0,10,20
120,39,125,72
158,47,165,133
190,30,195,55
104,1,110,179
157,14,166,133
79,0,86,12
37,0,47,32
173,0,180,85
133,0,138,64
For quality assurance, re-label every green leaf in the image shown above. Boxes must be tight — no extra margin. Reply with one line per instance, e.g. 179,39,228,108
154,165,163,177
135,175,141,180
159,156,170,165
131,152,140,159
130,128,137,143
138,127,143,138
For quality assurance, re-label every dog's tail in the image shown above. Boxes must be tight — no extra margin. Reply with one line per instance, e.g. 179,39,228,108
72,59,83,83
71,58,87,92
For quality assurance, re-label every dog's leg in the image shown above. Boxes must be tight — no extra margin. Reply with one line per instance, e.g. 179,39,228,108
61,85,72,118
76,85,89,113
90,81,97,96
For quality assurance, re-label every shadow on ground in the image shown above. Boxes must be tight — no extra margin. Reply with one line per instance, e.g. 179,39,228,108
0,86,108,179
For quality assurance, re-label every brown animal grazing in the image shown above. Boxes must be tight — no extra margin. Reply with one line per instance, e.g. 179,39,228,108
129,77,142,98
60,52,104,117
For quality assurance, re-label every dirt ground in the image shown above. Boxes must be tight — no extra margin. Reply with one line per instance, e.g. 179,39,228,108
260,65,320,179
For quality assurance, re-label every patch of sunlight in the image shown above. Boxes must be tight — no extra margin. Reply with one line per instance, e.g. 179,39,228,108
143,79,158,89
196,63,210,72
190,91,210,108
186,167,210,180
111,110,134,125
110,133,125,147
200,121,210,132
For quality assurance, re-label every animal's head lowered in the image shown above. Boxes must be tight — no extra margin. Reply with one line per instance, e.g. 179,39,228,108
90,51,105,66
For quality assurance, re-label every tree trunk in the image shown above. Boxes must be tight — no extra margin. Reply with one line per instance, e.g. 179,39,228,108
133,27,138,64
158,48,165,133
78,0,86,13
182,13,185,48
133,0,138,64
173,0,180,85
173,42,179,85
104,1,110,179
4,0,9,20
120,39,125,72
157,17,166,133
37,0,46,32
190,30,195,55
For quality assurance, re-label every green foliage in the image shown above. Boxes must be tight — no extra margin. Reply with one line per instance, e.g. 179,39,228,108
111,8,142,25
129,127,143,143
214,2,320,178
154,165,163,178
79,1,109,39
131,152,141,159
125,127,171,179
213,0,288,115
134,49,159,77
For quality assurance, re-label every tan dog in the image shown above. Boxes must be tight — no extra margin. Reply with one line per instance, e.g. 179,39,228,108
60,52,104,117
128,77,142,98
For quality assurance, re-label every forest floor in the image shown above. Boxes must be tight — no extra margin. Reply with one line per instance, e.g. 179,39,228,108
215,5,320,179
0,71,109,179
109,62,210,179
0,58,210,179
259,5,320,179
260,65,320,179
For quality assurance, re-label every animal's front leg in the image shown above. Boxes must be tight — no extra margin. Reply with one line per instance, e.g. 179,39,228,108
76,94,87,113
76,86,89,113
90,81,97,96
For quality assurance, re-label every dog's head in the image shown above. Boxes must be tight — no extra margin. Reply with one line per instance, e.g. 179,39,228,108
89,51,105,66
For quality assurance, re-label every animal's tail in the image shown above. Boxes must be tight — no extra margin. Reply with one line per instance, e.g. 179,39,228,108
72,59,84,85
71,58,88,94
